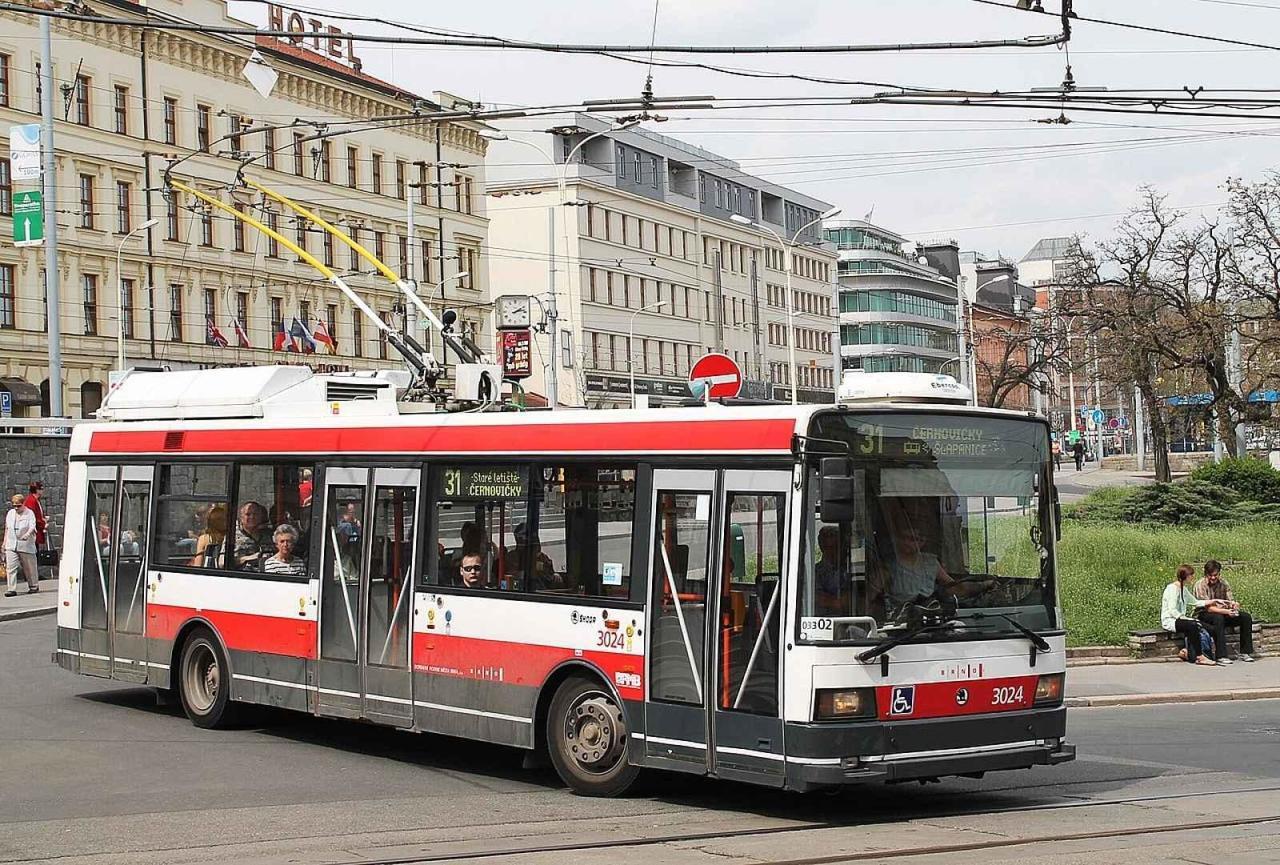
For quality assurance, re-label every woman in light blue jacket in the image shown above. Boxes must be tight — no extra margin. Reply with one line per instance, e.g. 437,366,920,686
1161,564,1218,666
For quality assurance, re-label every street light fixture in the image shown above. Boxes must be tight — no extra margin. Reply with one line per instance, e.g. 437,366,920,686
629,300,668,408
731,206,841,405
478,120,641,409
116,218,159,374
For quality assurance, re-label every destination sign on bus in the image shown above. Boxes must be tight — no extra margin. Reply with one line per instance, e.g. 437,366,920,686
441,466,528,500
843,415,1042,461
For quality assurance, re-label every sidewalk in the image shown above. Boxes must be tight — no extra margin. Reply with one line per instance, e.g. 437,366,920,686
0,577,58,622
1066,656,1280,707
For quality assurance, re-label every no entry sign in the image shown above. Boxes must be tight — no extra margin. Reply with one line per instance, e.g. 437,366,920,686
689,352,743,400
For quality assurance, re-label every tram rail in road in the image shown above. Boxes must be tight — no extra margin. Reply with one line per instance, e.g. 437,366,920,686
287,784,1280,865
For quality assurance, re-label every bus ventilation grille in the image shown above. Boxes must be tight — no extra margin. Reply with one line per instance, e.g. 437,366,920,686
326,382,384,402
163,431,185,451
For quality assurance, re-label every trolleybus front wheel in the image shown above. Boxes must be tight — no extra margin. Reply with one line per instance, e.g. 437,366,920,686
546,676,639,796
178,629,239,729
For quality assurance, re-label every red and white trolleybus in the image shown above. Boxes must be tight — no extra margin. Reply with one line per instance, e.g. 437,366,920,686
55,365,1074,795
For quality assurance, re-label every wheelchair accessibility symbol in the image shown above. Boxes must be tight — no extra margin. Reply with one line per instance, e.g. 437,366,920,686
889,686,915,716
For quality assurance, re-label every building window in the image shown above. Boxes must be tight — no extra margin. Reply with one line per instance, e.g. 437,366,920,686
264,128,276,170
323,228,334,266
457,176,474,214
374,230,385,263
460,248,477,288
398,235,408,277
236,292,249,334
650,156,658,189
165,191,180,240
293,133,305,176
78,174,95,229
319,140,331,182
615,146,625,178
294,216,307,258
112,85,128,135
115,181,131,233
265,211,279,257
371,153,383,195
326,304,338,353
0,158,11,216
228,114,244,154
163,97,177,145
74,75,91,125
199,202,214,246
82,274,98,335
633,152,641,182
417,163,428,205
352,309,363,357
196,104,211,151
422,239,434,284
120,278,135,339
0,54,9,108
0,264,14,329
378,311,389,360
395,160,406,200
203,289,217,340
299,300,310,335
233,205,246,251
346,146,358,188
169,284,183,342
269,296,283,338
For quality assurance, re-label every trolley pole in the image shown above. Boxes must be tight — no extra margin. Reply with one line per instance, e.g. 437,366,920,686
40,14,64,417
405,185,417,341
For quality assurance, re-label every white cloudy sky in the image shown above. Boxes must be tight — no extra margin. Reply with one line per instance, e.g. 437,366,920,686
234,0,1280,261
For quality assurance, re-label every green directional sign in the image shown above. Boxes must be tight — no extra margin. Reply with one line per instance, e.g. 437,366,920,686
12,190,43,247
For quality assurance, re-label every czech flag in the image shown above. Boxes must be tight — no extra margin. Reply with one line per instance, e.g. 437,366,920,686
312,317,337,353
290,317,318,354
206,317,230,347
231,317,251,349
273,318,290,352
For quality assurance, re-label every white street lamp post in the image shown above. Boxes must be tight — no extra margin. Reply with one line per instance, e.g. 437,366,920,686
116,218,159,373
481,121,638,410
732,207,841,405
629,300,668,408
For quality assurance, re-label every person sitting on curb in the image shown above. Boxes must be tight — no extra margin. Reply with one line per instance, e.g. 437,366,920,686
1193,559,1255,663
1161,564,1219,667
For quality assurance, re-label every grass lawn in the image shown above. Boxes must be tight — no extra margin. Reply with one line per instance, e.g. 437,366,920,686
1056,521,1280,646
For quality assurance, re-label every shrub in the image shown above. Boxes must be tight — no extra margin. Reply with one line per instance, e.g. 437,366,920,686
1190,456,1280,504
1067,479,1270,526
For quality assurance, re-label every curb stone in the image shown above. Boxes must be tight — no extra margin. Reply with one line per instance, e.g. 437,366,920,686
0,605,56,623
1066,687,1280,708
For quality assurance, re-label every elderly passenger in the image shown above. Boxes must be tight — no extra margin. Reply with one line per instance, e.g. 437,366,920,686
262,524,306,576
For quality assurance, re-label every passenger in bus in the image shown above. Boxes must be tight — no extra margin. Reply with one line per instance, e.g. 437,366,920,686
233,501,273,570
451,522,496,570
814,525,849,616
457,551,486,589
298,469,314,508
262,524,306,576
508,522,561,591
188,503,227,569
97,512,112,548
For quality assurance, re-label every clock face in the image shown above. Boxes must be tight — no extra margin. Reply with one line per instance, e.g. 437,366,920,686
497,295,530,329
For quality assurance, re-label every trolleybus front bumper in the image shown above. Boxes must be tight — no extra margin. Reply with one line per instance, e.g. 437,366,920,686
783,705,1073,790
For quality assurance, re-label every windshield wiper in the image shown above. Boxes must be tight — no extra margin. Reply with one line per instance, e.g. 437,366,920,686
856,619,959,664
960,611,1050,653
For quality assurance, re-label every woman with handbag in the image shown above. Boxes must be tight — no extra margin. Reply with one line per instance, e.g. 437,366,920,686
4,494,39,596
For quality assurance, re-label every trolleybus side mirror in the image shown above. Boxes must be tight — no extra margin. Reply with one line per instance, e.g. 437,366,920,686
820,457,859,523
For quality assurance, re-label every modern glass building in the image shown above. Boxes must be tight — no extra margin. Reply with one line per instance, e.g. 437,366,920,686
824,220,961,375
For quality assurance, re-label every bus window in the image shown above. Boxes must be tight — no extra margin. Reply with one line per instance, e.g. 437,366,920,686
433,466,528,591
81,479,116,629
231,463,314,575
719,491,784,716
650,491,712,705
322,485,364,662
154,464,229,569
529,464,636,599
367,484,415,668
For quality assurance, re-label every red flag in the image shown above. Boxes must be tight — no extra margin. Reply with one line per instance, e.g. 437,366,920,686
273,318,289,351
312,317,337,353
231,318,251,349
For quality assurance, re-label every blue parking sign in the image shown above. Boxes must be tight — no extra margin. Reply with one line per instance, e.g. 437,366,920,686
0,391,11,417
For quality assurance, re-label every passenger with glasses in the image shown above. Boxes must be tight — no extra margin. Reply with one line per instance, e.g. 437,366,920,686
458,552,487,589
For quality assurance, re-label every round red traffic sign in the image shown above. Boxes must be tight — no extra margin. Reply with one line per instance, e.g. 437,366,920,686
689,352,743,400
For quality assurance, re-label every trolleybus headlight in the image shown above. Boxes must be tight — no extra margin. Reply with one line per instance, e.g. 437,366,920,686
1034,673,1064,705
814,688,876,720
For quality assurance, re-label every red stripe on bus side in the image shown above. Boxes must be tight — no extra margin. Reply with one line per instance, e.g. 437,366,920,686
148,603,318,659
412,632,645,699
89,418,795,456
876,675,1040,721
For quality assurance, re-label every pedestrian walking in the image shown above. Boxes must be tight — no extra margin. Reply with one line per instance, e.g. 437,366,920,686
4,494,39,596
1072,436,1086,471
1051,434,1062,471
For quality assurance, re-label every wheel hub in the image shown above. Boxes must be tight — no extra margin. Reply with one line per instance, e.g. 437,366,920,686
565,693,625,774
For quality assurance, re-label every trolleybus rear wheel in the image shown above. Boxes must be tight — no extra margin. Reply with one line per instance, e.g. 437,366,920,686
546,676,639,796
178,629,238,729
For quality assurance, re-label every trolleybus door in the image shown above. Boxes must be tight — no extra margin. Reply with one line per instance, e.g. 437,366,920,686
644,469,717,770
316,467,421,727
709,469,789,786
80,465,153,683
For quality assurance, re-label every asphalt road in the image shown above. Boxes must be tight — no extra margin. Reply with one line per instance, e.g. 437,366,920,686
3,615,1278,865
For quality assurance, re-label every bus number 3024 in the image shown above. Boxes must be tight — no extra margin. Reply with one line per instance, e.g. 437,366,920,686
597,630,626,648
992,685,1025,706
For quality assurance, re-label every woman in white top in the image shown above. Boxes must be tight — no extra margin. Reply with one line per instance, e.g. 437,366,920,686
1161,564,1217,666
262,524,306,576
4,493,39,596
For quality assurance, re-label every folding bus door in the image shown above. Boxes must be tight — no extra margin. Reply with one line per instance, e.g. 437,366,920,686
709,469,790,786
644,469,717,770
316,467,420,727
80,465,153,683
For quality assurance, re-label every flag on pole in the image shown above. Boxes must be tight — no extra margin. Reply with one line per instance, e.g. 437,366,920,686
312,317,337,353
289,317,318,354
206,317,229,347
231,317,251,349
273,318,290,351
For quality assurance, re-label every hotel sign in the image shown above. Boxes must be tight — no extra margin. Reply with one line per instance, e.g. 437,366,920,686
267,4,363,70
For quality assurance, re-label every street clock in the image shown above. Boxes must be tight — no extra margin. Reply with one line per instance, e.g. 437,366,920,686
495,294,532,330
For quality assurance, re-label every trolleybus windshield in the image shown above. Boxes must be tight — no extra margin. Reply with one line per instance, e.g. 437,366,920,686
799,411,1056,644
